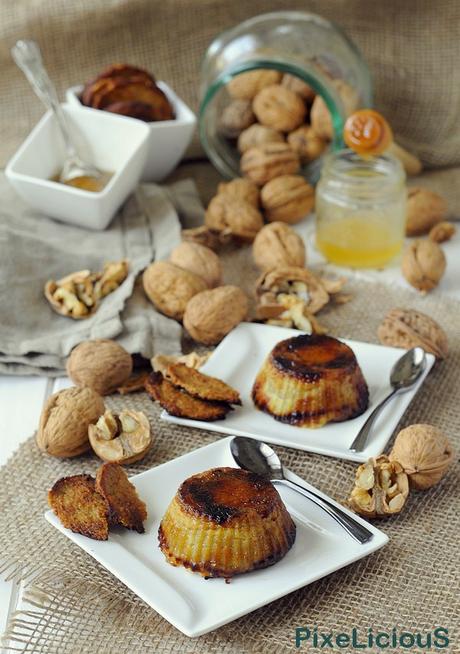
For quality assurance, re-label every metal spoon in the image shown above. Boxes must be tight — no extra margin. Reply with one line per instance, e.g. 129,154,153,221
11,39,101,184
230,436,373,544
349,347,426,453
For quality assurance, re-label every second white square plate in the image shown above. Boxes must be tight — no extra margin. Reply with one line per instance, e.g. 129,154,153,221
45,437,388,637
163,323,434,462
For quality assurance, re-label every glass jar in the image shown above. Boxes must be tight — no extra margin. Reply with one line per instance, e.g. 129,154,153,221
315,150,406,268
199,11,372,182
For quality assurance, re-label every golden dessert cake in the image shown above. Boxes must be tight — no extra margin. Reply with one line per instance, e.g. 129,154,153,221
252,333,369,428
158,467,296,579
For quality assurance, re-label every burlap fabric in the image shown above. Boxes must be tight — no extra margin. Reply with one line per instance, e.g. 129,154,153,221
1,247,459,652
1,0,460,172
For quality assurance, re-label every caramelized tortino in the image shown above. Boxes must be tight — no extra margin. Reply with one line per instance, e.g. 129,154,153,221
252,334,369,428
158,467,296,579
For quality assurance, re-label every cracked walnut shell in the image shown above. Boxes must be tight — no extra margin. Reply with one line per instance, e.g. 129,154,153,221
253,222,306,272
401,239,446,293
406,188,448,236
143,261,207,320
260,175,315,224
205,195,264,241
237,124,285,154
377,308,448,359
67,339,133,395
241,142,300,186
37,386,105,458
183,285,249,345
227,70,282,100
256,266,330,317
389,424,455,490
89,409,152,464
170,242,222,288
217,178,260,207
349,455,409,518
253,84,306,132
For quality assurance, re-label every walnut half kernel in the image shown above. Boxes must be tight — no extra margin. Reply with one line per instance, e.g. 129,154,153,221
89,409,152,464
349,455,409,518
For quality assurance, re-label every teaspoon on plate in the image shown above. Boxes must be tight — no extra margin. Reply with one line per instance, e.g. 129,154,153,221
349,347,426,453
12,39,102,185
230,436,374,544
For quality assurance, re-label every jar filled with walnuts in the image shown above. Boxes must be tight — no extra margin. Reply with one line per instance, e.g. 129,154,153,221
199,11,372,183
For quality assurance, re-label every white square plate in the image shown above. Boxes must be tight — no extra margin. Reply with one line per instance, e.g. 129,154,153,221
163,323,435,463
45,437,388,637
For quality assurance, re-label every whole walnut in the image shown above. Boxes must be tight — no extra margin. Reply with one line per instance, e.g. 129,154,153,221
170,242,222,288
287,125,327,163
406,187,448,236
217,177,260,207
67,339,133,395
219,99,255,139
401,239,446,293
281,74,315,101
227,70,282,100
183,285,249,345
310,81,359,141
205,195,264,241
253,222,306,271
390,424,455,490
260,175,315,224
237,124,284,154
143,261,207,320
36,386,105,457
253,84,306,132
241,142,300,186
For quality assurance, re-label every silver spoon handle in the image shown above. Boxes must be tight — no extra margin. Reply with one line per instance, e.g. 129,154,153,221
349,388,398,453
274,476,373,544
11,40,76,157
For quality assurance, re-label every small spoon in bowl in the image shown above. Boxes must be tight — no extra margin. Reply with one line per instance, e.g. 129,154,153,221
230,436,374,544
12,39,102,185
349,347,427,453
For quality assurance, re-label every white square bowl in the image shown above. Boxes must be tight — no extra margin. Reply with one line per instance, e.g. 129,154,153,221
66,81,197,182
5,104,150,230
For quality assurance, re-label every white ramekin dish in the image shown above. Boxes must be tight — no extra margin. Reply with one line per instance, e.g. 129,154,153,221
65,81,197,182
5,104,150,230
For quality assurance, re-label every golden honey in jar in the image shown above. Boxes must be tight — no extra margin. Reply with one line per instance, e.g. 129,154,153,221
315,150,406,268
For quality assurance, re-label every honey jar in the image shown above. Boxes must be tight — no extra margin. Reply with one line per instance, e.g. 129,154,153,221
315,150,406,268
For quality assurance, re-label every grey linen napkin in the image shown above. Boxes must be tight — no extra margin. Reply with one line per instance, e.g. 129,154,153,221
0,175,204,376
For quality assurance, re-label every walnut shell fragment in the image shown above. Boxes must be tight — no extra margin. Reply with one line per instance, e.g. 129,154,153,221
170,241,222,288
143,261,207,320
253,84,306,132
349,455,409,518
37,386,105,458
406,188,448,237
401,239,446,293
45,260,129,320
227,70,282,100
241,142,300,186
217,178,260,207
89,409,152,464
205,195,264,241
377,308,448,359
237,124,285,154
183,285,249,345
67,339,133,395
152,350,211,375
260,175,315,224
253,222,306,272
389,424,455,490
